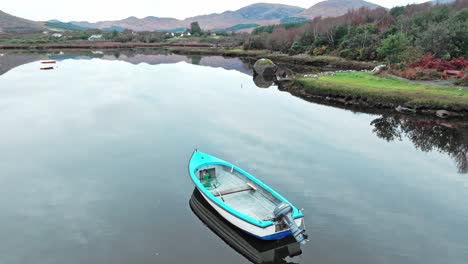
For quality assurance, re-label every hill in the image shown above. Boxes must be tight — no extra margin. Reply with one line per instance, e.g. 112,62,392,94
0,10,43,31
2,2,383,33
45,21,87,31
431,0,456,3
70,3,305,31
299,0,382,19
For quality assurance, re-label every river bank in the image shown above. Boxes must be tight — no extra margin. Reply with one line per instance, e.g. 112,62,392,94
167,47,377,70
277,72,468,118
2,45,465,117
0,42,378,71
0,42,213,50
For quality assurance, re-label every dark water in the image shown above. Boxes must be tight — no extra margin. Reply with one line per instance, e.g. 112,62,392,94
0,50,467,264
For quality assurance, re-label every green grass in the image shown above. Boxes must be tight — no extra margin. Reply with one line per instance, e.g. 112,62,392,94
45,21,86,31
296,72,468,108
155,27,186,33
225,23,259,31
280,17,308,24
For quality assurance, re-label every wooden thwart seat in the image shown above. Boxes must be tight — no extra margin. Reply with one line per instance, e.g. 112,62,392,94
211,185,254,197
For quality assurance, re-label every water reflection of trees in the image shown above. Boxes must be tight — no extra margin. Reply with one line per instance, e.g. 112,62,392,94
371,115,468,174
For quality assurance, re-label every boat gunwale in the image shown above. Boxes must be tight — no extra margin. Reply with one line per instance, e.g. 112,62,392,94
188,150,303,228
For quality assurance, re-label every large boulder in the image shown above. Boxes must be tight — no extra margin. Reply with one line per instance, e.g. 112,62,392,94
371,64,387,73
253,74,275,88
253,59,277,76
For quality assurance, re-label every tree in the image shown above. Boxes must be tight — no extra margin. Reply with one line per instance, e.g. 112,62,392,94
447,9,468,58
340,24,380,60
268,26,291,52
111,30,118,39
190,22,202,35
377,32,410,64
415,22,451,58
390,6,405,18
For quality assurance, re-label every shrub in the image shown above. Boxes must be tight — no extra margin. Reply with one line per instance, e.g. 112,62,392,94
329,50,340,57
454,70,468,86
289,41,306,55
339,49,351,58
390,67,441,80
312,46,328,56
410,54,468,71
377,32,410,65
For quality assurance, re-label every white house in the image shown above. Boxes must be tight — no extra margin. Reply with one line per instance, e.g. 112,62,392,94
52,33,62,38
171,32,175,36
88,34,103,41
187,32,191,36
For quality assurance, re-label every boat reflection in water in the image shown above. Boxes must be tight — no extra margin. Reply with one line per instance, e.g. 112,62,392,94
189,188,302,264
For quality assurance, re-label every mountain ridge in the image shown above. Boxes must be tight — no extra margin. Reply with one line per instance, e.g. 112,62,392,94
70,3,306,31
1,1,385,33
0,10,43,31
299,0,382,19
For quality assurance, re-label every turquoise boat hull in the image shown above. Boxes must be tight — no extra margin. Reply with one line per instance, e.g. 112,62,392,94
188,150,304,240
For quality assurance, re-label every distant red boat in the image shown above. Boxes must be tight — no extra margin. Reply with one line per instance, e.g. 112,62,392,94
41,60,57,64
40,67,54,70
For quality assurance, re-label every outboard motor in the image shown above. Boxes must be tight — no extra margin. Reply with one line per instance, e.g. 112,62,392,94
273,203,307,244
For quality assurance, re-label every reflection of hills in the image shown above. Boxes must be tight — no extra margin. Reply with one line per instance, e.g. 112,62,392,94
189,188,302,264
0,53,47,76
0,50,253,77
102,54,253,75
371,115,468,174
0,50,317,78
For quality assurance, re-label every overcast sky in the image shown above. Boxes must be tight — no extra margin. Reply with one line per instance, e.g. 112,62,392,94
3,0,428,22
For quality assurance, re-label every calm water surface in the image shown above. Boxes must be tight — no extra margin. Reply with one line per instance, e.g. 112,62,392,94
0,51,467,264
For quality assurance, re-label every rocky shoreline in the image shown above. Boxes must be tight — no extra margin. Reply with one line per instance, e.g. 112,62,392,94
276,78,468,119
0,43,378,70
168,47,378,71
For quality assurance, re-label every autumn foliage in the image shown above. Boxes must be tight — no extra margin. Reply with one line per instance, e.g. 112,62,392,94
410,54,468,71
244,0,467,64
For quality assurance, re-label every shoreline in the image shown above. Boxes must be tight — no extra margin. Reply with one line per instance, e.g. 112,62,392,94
0,42,213,50
167,47,377,70
0,42,378,71
2,44,465,117
277,72,468,119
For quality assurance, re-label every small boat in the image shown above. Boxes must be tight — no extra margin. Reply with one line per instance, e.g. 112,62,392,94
188,150,307,244
189,188,302,264
40,66,54,70
41,60,57,64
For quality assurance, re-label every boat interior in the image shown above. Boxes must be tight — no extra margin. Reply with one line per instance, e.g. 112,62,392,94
196,164,281,221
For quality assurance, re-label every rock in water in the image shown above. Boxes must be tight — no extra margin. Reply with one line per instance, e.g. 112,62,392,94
253,74,275,88
253,59,277,76
436,110,460,118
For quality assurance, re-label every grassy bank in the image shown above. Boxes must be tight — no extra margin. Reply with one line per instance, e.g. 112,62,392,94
294,72,468,110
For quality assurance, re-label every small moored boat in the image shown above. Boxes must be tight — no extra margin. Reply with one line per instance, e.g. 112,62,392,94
188,150,307,244
41,60,57,64
189,188,302,263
